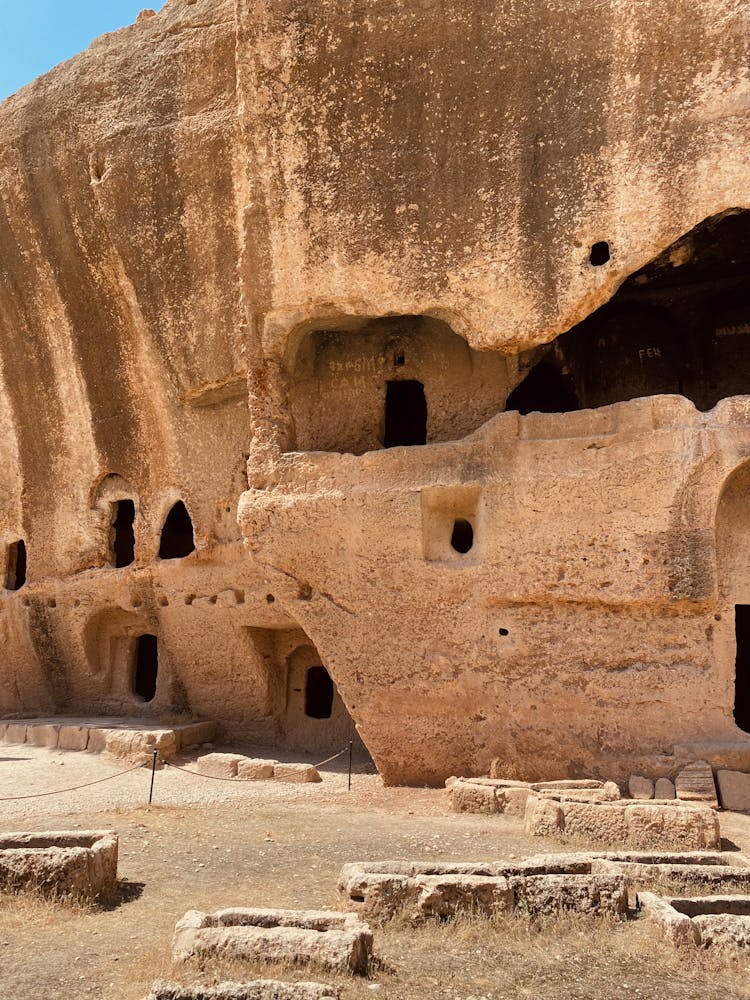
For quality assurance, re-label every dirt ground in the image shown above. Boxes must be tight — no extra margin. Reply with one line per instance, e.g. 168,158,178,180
2,745,750,1000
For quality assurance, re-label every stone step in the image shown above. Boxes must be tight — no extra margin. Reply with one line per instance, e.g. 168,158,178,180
0,717,216,763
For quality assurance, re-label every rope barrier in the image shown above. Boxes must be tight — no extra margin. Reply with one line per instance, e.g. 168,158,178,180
0,761,146,802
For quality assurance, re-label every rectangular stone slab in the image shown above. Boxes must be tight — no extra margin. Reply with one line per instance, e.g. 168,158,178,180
173,908,372,975
144,981,341,1000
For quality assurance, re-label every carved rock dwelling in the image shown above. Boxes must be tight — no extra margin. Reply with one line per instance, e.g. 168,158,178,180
0,0,749,784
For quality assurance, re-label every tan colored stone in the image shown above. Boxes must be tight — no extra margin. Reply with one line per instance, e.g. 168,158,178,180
4,724,27,745
676,760,718,809
173,908,372,974
144,981,341,1000
196,753,243,779
58,725,90,751
524,795,721,850
716,770,750,812
26,724,60,748
628,775,654,800
655,778,676,800
273,763,322,783
237,758,277,780
0,830,118,898
0,0,750,789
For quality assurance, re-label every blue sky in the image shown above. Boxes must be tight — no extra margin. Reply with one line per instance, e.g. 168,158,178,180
0,1,166,102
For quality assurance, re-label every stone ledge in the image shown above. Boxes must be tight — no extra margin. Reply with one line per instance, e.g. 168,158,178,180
0,718,216,764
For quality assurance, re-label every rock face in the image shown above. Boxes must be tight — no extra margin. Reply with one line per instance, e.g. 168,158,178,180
1,1,750,785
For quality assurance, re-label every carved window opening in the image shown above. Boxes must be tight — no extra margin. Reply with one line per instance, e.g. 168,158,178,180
735,605,750,733
384,380,427,448
112,500,135,568
6,540,26,591
133,634,158,703
305,665,334,719
590,241,611,266
159,501,195,560
450,518,474,554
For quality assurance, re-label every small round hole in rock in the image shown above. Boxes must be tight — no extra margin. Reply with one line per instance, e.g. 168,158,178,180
450,519,474,554
590,241,611,266
499,628,510,637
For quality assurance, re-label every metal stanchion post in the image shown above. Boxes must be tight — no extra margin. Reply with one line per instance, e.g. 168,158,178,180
148,749,159,806
348,740,353,791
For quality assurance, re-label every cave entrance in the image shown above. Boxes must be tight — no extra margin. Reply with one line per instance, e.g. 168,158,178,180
6,540,26,591
159,501,195,560
506,209,750,415
305,665,334,719
735,605,750,733
133,634,158,703
112,500,135,568
384,379,427,447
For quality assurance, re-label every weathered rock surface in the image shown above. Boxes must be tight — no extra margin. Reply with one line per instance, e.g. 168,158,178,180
173,909,372,974
0,717,214,763
448,777,619,815
654,778,676,801
675,761,719,809
628,776,654,800
716,770,750,812
524,795,721,850
339,859,626,921
144,981,341,1000
640,893,750,948
1,0,750,787
0,830,118,897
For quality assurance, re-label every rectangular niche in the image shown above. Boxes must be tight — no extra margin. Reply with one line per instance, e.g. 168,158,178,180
421,484,482,564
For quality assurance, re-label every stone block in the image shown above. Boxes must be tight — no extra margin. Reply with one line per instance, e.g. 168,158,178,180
273,763,322,783
176,721,217,749
237,758,277,780
628,775,654,799
173,908,372,975
524,794,721,850
196,753,243,778
511,873,627,918
640,893,750,949
144,981,341,1000
675,760,718,809
339,860,627,923
58,725,89,751
655,778,676,800
105,728,178,764
0,830,118,898
4,723,27,744
449,779,501,814
639,892,700,947
86,728,111,753
145,979,341,1000
26,724,60,748
716,770,750,812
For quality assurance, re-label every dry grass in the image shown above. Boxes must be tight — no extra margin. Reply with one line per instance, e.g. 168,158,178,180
2,791,750,999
